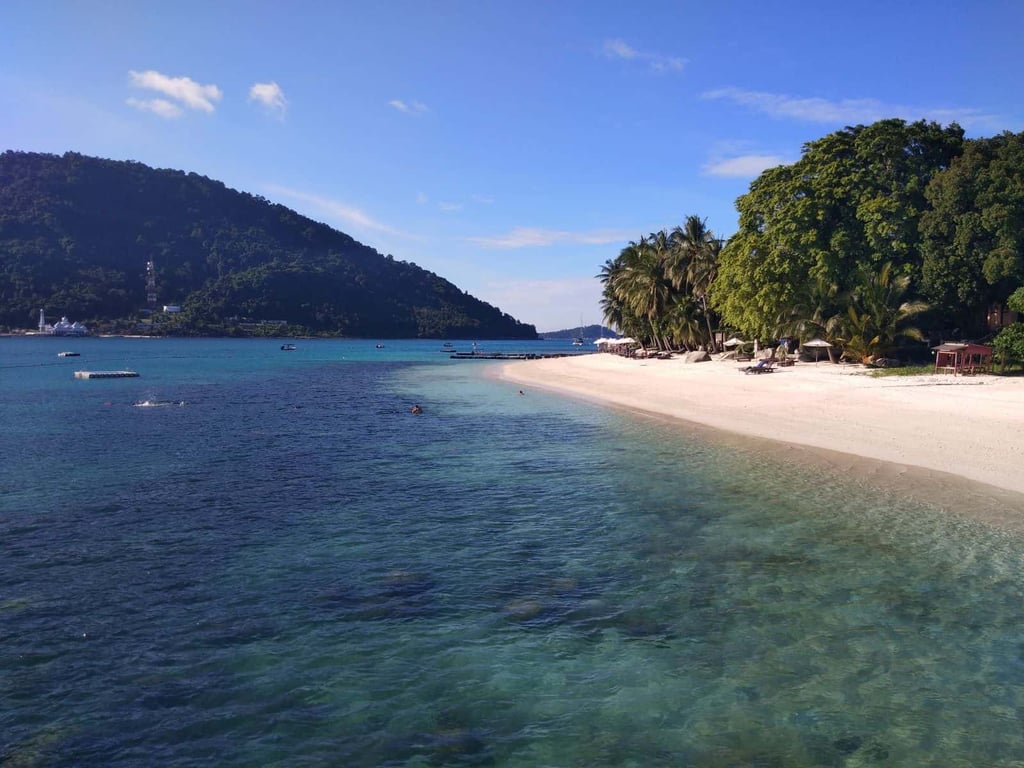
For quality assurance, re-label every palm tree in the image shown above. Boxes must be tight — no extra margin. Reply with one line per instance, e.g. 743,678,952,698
775,274,846,361
617,237,673,349
663,294,703,350
598,217,723,351
671,216,720,350
837,262,928,362
599,237,671,348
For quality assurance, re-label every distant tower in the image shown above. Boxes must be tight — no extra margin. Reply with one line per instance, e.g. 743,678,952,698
39,308,46,332
146,259,158,310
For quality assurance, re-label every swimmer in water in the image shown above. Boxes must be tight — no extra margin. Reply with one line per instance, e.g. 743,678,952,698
410,404,423,415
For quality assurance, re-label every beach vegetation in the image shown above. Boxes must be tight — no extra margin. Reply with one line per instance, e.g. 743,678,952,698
993,287,1024,368
866,364,934,377
773,275,847,362
835,262,929,363
920,132,1024,331
686,122,1023,364
597,216,723,351
712,119,963,346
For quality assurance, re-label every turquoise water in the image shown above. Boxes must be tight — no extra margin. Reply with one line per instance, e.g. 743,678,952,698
3,336,1024,766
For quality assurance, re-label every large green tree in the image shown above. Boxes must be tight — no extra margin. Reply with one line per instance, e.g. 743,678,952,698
712,119,964,341
919,131,1024,333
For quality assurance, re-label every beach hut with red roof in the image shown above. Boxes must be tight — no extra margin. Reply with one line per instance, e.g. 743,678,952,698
932,342,993,375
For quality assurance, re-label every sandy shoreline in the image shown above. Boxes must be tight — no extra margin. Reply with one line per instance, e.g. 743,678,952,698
498,353,1024,516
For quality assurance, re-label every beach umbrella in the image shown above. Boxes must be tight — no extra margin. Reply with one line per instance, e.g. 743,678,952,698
723,336,744,348
802,338,832,364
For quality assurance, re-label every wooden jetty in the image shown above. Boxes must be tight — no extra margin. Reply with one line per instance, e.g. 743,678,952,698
74,370,140,379
449,352,582,361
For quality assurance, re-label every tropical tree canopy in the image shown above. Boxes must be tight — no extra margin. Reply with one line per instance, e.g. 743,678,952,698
711,119,964,341
599,122,1024,364
920,131,1024,331
598,216,723,351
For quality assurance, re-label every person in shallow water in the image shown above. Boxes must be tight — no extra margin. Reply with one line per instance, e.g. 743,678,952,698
410,404,423,414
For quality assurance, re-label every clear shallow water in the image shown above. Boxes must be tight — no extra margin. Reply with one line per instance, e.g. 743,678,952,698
3,337,1024,766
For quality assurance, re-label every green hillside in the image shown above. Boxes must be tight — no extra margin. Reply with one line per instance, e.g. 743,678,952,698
0,151,537,338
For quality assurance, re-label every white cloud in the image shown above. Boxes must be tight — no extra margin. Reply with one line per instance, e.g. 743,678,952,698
263,184,411,238
702,86,999,128
416,192,429,205
438,202,463,212
125,97,182,119
249,81,288,118
389,99,429,114
465,227,632,249
703,154,788,178
603,39,638,60
602,38,686,73
471,194,495,205
128,69,222,113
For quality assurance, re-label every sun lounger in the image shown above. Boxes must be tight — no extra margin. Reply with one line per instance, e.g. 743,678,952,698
741,359,776,374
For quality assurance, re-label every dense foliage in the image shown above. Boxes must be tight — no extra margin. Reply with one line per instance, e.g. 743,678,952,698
0,151,537,338
920,132,1024,331
598,120,1024,363
994,287,1024,367
597,215,722,351
713,119,964,343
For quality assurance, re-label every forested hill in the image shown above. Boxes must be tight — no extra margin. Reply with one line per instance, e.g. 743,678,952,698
0,150,537,338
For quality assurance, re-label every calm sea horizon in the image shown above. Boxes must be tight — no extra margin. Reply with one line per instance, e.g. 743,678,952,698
3,336,1024,766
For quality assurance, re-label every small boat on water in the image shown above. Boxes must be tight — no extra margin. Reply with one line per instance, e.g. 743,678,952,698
572,337,584,346
280,344,296,351
133,400,186,407
57,351,80,357
375,344,385,349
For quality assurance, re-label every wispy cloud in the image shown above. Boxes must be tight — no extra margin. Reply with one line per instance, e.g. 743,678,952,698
127,69,222,116
601,38,686,73
703,153,789,178
389,99,429,114
466,227,632,249
249,81,288,118
438,202,463,212
471,194,494,205
125,97,182,119
702,86,1000,128
264,184,411,238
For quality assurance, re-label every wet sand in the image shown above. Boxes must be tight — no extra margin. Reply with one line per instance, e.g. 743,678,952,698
498,353,1024,524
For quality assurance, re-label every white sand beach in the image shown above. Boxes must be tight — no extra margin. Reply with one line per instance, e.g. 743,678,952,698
499,353,1024,510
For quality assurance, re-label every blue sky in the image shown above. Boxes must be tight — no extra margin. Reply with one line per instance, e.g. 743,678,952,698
2,1,1022,331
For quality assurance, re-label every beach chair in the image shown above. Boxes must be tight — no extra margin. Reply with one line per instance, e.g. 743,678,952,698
741,359,776,374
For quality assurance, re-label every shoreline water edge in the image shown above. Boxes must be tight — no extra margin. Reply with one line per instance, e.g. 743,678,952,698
498,354,1024,524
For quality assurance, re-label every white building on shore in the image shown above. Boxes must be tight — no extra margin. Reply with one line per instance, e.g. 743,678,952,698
38,309,90,336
